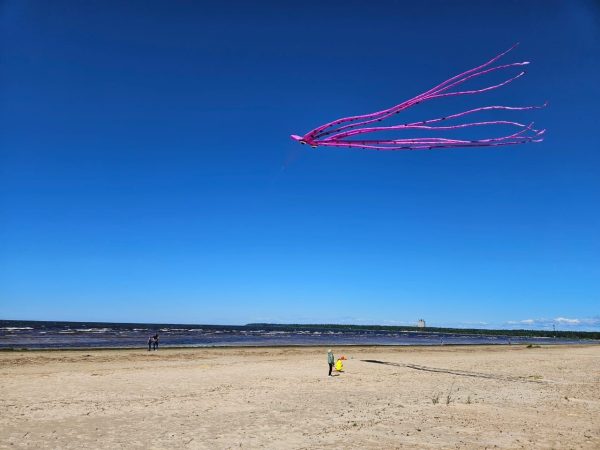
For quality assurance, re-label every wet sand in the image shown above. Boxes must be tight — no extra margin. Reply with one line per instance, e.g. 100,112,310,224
1,345,599,449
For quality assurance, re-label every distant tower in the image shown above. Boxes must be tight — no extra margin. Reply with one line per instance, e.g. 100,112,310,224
417,319,426,328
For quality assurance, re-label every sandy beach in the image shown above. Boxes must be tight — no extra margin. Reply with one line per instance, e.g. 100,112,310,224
1,345,599,449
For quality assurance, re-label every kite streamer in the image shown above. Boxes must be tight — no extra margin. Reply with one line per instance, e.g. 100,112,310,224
291,44,546,151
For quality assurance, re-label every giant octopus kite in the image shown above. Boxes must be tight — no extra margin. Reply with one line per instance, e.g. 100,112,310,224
291,44,546,151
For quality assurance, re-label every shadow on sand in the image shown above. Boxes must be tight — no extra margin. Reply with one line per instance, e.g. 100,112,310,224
361,360,545,384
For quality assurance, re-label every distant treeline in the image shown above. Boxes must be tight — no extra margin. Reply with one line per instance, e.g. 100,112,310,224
246,323,600,340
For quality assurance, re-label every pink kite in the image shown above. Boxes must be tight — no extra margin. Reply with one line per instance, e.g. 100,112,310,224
291,44,546,151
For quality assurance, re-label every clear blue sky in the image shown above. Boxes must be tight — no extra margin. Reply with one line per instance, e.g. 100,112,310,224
1,1,599,329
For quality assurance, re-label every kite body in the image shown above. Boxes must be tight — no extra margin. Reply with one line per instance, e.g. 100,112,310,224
291,44,545,151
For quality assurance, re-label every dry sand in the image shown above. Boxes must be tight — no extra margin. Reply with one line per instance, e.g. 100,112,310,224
1,345,599,449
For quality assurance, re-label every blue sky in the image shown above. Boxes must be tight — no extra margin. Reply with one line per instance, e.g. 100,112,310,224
1,1,598,329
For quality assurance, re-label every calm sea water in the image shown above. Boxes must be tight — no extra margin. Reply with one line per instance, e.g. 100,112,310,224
0,320,595,349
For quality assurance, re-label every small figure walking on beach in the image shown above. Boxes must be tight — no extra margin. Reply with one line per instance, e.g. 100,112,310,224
152,334,159,351
327,349,334,376
147,336,153,351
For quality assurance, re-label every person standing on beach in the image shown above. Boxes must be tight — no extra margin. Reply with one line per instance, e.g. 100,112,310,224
152,334,159,350
327,349,335,376
148,336,153,351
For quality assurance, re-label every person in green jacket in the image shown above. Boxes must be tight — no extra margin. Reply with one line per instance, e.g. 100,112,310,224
327,349,335,376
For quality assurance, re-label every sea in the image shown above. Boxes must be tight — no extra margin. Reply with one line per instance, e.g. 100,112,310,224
0,320,596,350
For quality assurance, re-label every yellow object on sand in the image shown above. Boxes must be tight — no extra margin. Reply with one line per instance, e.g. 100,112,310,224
335,359,344,372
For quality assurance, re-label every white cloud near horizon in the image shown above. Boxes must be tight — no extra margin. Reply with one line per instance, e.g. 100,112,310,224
506,316,600,329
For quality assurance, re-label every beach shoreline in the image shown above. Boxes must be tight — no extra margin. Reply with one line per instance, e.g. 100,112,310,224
1,341,600,354
3,321,597,351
